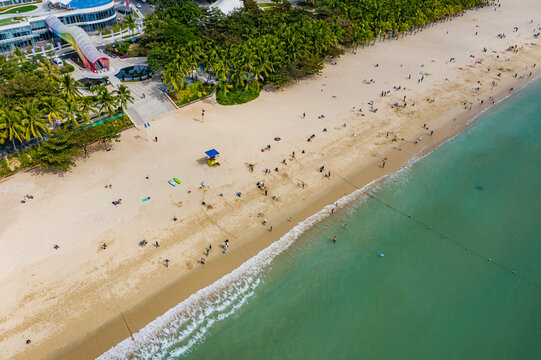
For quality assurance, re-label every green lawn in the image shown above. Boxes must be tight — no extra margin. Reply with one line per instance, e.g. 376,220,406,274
258,3,275,7
0,17,16,25
216,85,260,105
169,83,215,106
0,5,37,14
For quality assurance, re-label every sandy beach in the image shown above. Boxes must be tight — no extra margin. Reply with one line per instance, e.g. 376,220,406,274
1,1,541,359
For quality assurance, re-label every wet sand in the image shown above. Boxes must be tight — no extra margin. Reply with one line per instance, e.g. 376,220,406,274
1,1,540,359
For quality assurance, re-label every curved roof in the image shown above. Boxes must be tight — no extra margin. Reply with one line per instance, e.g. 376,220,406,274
46,15,104,65
50,0,112,9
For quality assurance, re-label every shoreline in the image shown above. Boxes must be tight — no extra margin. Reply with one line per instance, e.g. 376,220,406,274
47,72,541,360
2,1,541,359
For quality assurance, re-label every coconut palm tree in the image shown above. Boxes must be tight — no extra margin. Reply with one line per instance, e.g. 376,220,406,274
37,59,60,83
59,74,82,101
123,14,135,29
0,108,25,151
64,100,82,127
41,96,66,126
112,85,134,112
162,58,188,93
79,96,96,123
17,100,50,142
12,47,26,63
96,87,119,119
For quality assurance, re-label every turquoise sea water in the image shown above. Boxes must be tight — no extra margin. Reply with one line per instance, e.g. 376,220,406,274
100,79,541,360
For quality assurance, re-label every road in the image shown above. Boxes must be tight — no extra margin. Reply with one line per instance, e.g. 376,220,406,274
132,0,154,16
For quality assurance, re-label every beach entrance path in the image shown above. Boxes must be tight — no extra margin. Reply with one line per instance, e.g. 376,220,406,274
125,77,177,127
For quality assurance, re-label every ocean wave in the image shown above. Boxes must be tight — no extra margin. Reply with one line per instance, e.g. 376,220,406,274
97,174,397,358
99,100,513,357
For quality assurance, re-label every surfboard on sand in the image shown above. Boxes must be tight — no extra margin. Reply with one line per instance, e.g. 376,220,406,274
168,180,176,187
173,178,181,184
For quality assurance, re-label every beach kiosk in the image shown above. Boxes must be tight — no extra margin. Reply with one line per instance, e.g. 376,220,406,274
205,149,220,167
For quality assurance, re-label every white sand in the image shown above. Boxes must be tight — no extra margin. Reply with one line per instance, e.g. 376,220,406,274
1,1,540,358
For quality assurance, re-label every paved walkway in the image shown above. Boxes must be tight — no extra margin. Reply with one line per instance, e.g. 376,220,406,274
124,75,176,127
69,55,176,127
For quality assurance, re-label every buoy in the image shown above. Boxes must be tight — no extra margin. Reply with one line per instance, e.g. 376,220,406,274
408,215,411,218
466,247,469,250
428,226,431,229
388,205,392,207
512,270,516,273
443,235,447,238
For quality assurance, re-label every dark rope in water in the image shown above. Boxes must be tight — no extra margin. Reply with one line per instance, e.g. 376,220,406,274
331,169,541,289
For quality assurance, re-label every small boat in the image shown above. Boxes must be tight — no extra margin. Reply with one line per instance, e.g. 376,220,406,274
173,178,181,184
168,180,176,187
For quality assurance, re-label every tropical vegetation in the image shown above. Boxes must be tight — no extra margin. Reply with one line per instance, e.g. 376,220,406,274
143,0,493,104
0,55,134,173
169,82,215,106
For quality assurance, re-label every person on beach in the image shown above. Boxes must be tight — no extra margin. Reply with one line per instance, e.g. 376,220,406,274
53,244,59,250
269,226,273,232
201,257,205,264
165,259,169,268
206,248,210,256
382,158,386,168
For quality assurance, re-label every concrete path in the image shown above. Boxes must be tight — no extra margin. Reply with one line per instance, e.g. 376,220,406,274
125,76,176,127
68,55,175,127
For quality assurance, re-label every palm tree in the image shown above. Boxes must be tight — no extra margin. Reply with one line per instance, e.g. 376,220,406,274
64,100,82,127
96,87,119,119
79,96,96,123
17,100,49,142
59,74,82,101
41,96,66,126
162,59,188,93
123,14,135,29
0,108,25,151
12,47,26,63
37,59,60,83
112,84,134,112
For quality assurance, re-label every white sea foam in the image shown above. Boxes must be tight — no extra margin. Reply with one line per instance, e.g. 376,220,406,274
98,91,527,358
97,173,402,359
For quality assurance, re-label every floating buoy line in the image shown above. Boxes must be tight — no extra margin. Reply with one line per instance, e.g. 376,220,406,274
332,170,541,289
